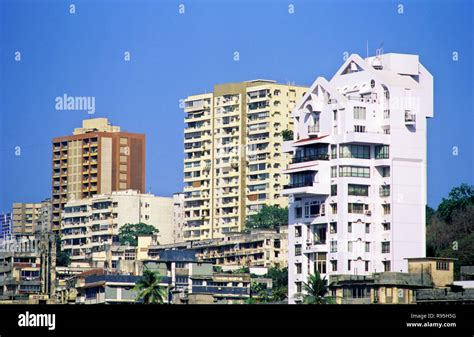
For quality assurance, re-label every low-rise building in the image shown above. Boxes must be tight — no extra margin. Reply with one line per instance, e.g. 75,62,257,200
60,189,174,264
75,273,171,304
145,228,288,268
326,257,457,304
0,233,56,304
329,272,432,304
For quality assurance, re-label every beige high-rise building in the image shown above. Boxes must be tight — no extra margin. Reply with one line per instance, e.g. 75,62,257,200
12,202,42,235
182,80,308,241
52,118,146,231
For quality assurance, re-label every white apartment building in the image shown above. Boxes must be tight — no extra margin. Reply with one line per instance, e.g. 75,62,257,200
172,192,185,243
285,53,433,303
60,190,174,264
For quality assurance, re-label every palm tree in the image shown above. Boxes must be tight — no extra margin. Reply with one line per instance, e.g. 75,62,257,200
135,269,167,304
302,271,334,304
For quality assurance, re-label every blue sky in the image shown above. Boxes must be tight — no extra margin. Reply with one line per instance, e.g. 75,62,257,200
0,0,472,212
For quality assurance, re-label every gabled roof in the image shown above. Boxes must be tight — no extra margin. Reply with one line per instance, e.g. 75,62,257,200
293,77,347,117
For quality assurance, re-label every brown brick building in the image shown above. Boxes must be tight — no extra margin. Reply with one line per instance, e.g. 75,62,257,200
51,118,145,230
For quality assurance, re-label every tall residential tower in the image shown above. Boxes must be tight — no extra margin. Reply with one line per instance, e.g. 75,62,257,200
51,118,145,230
182,80,308,240
284,54,433,303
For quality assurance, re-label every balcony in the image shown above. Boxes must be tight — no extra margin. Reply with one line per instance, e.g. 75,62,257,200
282,181,330,197
291,153,329,164
308,125,320,135
304,241,328,253
405,111,416,125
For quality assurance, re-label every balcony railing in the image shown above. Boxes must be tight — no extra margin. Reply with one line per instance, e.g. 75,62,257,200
291,153,329,164
283,181,314,189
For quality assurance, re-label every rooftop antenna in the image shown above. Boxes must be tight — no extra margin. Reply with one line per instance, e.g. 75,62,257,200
376,42,384,57
366,40,369,58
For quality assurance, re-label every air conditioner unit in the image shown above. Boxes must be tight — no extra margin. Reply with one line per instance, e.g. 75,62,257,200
365,210,372,216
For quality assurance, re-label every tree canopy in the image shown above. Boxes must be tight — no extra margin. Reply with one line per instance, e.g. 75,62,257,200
302,271,334,304
118,222,159,247
135,269,167,304
245,205,288,232
427,183,474,277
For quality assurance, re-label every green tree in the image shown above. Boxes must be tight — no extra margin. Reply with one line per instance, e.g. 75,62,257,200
245,205,288,232
55,235,70,267
426,184,474,277
281,129,294,141
437,183,474,222
265,266,288,302
118,222,159,246
56,250,70,267
249,280,270,303
302,271,334,304
135,269,167,304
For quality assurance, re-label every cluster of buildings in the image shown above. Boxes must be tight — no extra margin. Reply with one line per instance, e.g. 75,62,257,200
1,52,473,305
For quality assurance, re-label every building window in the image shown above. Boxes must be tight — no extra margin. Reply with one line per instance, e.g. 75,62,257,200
339,144,370,159
365,223,370,234
306,202,320,218
331,260,338,272
375,145,390,159
295,245,302,256
380,185,391,197
315,255,327,274
330,222,337,234
339,166,370,178
381,167,390,177
383,109,390,119
330,203,337,214
383,261,391,272
330,240,337,253
296,263,302,274
331,166,337,178
383,204,391,215
295,206,303,219
348,222,352,233
295,226,302,237
365,261,370,272
348,260,351,271
331,185,337,196
296,282,302,293
436,261,450,271
382,242,391,254
353,106,366,120
348,203,365,214
382,222,391,231
365,242,370,252
331,145,337,159
290,172,315,188
348,184,369,196
348,241,353,252
354,125,366,133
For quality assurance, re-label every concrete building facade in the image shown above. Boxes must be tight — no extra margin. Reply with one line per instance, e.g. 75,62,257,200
60,190,174,264
182,80,308,240
285,53,433,303
52,118,146,230
172,192,185,243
